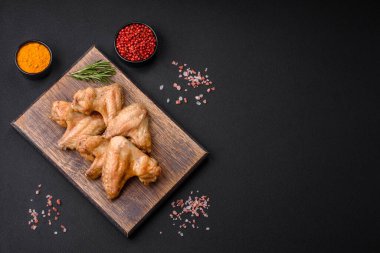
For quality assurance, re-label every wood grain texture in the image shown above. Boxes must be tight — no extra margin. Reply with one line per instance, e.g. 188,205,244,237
12,46,208,237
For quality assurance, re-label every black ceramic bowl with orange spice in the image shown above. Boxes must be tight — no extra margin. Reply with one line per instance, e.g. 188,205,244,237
114,22,158,65
15,40,53,78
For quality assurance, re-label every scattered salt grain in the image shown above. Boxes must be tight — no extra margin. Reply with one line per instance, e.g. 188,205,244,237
159,85,164,90
61,225,67,233
196,101,201,106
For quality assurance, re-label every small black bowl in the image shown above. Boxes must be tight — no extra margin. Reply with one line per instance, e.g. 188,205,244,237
114,22,158,65
15,40,53,78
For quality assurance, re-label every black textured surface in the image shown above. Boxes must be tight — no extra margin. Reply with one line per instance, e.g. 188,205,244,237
0,1,378,252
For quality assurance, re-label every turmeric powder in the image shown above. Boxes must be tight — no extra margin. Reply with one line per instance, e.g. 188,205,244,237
17,42,51,73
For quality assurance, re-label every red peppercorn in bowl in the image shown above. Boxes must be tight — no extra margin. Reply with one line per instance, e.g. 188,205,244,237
114,22,158,63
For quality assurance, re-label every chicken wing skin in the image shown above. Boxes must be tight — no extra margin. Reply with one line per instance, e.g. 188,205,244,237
71,83,124,125
50,101,106,150
77,135,109,179
102,136,161,199
103,103,152,153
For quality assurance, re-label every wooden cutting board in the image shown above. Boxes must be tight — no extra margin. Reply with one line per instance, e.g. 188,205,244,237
12,46,207,237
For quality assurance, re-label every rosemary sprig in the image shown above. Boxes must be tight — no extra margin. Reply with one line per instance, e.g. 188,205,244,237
69,60,116,83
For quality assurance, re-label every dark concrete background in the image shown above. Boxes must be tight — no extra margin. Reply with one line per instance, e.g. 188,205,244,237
0,1,378,252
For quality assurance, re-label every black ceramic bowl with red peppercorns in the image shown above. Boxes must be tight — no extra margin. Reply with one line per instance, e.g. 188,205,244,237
114,22,158,64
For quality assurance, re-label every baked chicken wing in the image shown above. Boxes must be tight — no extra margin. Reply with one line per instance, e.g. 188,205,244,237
102,136,161,199
50,101,106,150
71,83,124,125
103,103,152,153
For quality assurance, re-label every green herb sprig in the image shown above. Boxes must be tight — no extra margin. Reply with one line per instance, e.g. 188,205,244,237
69,60,116,83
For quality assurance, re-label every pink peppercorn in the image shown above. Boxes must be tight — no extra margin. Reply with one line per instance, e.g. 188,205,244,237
116,23,157,62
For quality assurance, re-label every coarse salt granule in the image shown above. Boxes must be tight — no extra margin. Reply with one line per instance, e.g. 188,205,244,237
61,225,67,233
159,85,164,90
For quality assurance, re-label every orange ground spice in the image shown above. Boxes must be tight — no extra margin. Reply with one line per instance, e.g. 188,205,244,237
17,42,51,73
